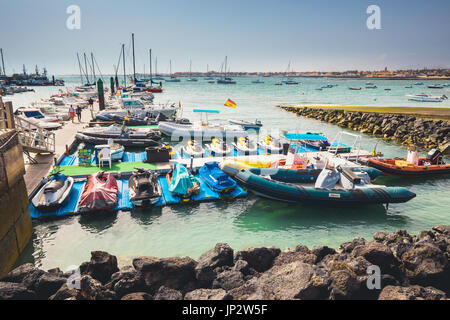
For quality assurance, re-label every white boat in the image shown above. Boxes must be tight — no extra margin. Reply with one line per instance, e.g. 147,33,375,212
158,121,247,141
406,93,447,102
15,108,61,123
94,143,125,161
228,119,262,130
17,115,62,130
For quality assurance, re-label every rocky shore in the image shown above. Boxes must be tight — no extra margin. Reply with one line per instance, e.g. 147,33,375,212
279,106,450,155
1,226,450,300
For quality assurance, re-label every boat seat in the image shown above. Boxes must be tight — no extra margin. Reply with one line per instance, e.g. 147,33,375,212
44,179,65,193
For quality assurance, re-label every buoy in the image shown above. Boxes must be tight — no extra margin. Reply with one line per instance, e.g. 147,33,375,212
65,145,69,156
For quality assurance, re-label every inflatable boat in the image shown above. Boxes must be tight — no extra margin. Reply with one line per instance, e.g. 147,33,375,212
78,172,118,213
198,162,237,193
75,133,159,147
31,172,74,212
78,124,161,140
129,169,162,206
367,149,450,177
235,167,415,205
228,119,262,130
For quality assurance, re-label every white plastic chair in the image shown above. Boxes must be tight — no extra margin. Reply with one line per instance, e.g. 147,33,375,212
98,147,112,168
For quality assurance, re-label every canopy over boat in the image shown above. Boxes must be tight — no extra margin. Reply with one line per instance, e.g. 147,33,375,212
193,109,220,113
282,133,328,141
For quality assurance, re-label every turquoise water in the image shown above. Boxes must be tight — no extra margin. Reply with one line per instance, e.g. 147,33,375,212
9,76,450,270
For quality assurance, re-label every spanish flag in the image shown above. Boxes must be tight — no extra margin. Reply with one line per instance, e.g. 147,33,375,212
224,98,237,108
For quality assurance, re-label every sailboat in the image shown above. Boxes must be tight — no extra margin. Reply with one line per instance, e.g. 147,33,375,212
165,60,180,82
186,60,198,81
204,64,214,80
152,57,164,81
217,56,236,84
282,61,299,85
144,49,163,92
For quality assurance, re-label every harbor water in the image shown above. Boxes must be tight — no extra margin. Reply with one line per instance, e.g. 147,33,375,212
7,76,450,270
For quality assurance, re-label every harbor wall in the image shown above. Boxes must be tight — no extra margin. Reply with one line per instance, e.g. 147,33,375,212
0,129,33,278
279,106,450,154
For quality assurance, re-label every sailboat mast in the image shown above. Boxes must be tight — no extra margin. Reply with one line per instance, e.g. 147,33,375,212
0,49,5,76
122,44,126,87
189,59,192,77
76,53,83,85
170,60,172,76
132,33,136,82
91,52,96,84
155,57,158,76
224,56,227,78
149,49,152,82
83,53,89,84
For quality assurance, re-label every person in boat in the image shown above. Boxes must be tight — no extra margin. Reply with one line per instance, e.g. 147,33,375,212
406,145,419,166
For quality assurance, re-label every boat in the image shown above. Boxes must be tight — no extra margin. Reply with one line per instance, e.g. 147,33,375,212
414,82,423,85
75,133,159,147
284,79,299,85
235,166,415,205
406,93,447,102
252,79,264,84
365,85,377,89
206,138,231,156
281,132,331,151
129,169,162,206
366,148,450,177
186,60,198,81
167,162,200,199
405,85,412,88
349,87,362,90
31,172,74,212
257,135,283,154
14,108,61,123
232,136,258,155
165,60,181,82
228,119,262,130
77,172,118,213
78,124,161,140
427,84,444,89
217,56,236,84
282,61,299,84
275,82,282,86
384,88,391,91
181,140,205,158
198,162,237,193
366,82,374,85
94,143,125,162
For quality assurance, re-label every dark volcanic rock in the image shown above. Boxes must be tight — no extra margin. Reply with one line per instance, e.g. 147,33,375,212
108,266,144,298
228,278,263,300
195,243,234,283
378,285,446,300
0,282,35,300
153,286,183,300
401,243,449,291
212,270,245,291
80,275,116,300
259,261,329,300
35,273,67,299
352,241,400,275
22,269,46,291
1,263,39,283
232,259,251,275
133,256,197,293
328,269,360,300
49,284,80,300
121,292,152,300
311,246,336,262
185,288,231,300
235,247,281,273
84,251,119,284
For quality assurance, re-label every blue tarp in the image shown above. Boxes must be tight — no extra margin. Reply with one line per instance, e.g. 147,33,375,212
193,109,220,113
168,162,196,196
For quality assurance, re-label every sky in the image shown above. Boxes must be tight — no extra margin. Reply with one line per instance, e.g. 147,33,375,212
0,0,449,75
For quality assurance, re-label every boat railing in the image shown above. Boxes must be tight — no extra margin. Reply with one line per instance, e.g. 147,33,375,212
329,131,362,161
13,115,56,154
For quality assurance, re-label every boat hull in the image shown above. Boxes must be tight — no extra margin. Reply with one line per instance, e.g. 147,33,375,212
367,158,450,177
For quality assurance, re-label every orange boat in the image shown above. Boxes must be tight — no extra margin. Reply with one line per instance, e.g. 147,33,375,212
367,149,450,177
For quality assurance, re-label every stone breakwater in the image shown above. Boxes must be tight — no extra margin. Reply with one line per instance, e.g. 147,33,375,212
279,106,450,155
1,226,450,300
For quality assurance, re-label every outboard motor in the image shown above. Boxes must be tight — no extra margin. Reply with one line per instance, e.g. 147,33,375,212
426,149,443,165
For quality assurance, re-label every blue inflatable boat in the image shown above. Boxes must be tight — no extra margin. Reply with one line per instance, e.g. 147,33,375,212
235,167,415,205
198,162,237,193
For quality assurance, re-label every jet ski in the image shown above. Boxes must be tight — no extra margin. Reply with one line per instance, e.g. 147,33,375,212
232,137,258,155
166,162,200,199
257,135,283,154
129,169,162,206
198,162,237,193
181,140,205,158
206,138,231,157
31,172,74,212
77,172,118,213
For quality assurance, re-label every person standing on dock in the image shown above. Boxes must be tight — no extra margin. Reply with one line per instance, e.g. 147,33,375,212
76,105,82,123
68,105,75,123
88,97,94,120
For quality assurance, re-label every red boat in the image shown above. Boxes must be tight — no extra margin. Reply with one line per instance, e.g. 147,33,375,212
78,172,118,213
144,86,163,93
